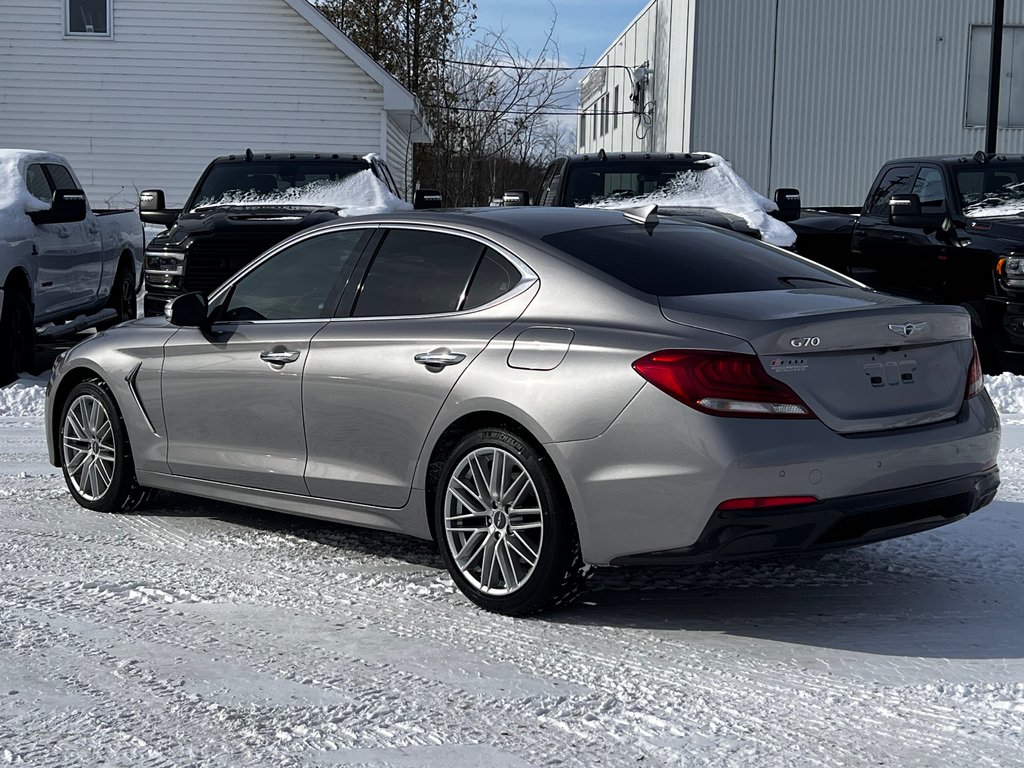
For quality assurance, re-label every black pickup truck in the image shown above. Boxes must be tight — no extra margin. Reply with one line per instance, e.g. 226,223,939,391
514,151,801,246
140,151,435,316
789,153,1024,373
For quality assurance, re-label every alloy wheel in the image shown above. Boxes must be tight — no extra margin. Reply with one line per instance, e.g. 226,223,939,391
443,446,544,595
62,394,117,502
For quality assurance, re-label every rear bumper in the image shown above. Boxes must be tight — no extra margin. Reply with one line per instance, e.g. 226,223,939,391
610,466,999,565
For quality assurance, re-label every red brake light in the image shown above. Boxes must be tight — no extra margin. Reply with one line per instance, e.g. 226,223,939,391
966,340,984,399
632,349,816,418
716,496,819,511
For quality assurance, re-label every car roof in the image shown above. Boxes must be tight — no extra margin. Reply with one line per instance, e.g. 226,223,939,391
210,151,372,164
313,205,695,240
560,151,713,164
886,153,1024,166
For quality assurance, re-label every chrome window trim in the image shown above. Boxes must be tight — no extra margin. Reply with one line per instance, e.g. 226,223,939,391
207,220,539,325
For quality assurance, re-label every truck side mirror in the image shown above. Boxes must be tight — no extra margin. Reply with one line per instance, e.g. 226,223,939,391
29,188,87,226
773,188,801,222
889,193,922,223
139,189,181,227
413,189,443,210
167,292,208,328
503,190,531,206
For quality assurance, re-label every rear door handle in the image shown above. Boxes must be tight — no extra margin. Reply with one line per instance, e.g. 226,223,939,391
891,234,908,241
260,349,301,365
414,348,466,368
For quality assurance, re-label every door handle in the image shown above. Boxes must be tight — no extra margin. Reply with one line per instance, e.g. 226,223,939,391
414,348,466,368
891,234,908,241
260,349,300,365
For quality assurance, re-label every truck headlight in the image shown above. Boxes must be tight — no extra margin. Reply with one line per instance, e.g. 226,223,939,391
145,251,184,287
999,255,1024,288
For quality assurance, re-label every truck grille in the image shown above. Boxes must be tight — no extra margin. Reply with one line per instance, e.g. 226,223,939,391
183,235,293,294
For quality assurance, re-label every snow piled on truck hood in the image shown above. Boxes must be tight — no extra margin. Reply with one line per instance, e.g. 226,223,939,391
194,170,412,216
581,152,797,247
0,149,55,242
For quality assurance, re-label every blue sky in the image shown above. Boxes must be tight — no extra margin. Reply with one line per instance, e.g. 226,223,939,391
472,0,646,67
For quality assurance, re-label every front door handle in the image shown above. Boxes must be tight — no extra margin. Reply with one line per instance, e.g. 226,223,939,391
414,348,466,368
891,234,908,242
260,348,301,365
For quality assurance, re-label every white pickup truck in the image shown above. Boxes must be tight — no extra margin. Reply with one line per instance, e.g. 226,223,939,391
0,149,144,383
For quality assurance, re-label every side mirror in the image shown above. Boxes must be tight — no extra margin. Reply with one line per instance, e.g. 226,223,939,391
413,189,443,210
502,190,531,206
889,193,922,223
139,189,181,226
773,188,801,222
167,292,208,327
29,188,87,225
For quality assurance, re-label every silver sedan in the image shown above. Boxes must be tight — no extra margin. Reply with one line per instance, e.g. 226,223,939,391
45,207,1001,614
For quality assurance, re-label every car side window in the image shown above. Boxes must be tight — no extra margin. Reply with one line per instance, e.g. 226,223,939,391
25,164,52,202
866,165,916,215
463,249,521,309
912,166,948,211
353,230,486,317
45,164,77,191
220,229,369,322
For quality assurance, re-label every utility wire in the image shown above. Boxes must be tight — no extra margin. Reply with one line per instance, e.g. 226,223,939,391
425,56,637,74
426,104,646,117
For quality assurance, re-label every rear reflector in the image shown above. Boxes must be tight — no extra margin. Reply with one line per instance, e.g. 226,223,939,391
966,340,984,399
632,349,816,418
716,496,819,511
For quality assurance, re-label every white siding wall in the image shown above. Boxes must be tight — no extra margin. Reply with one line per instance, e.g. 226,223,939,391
0,0,388,207
385,113,414,199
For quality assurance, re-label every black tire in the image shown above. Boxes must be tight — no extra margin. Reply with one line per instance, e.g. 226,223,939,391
58,379,152,513
101,262,137,328
0,290,34,385
434,428,587,615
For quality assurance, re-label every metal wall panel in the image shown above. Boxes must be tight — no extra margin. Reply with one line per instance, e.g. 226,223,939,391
586,0,1024,205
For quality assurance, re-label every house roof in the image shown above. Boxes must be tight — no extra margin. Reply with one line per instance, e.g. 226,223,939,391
283,0,432,142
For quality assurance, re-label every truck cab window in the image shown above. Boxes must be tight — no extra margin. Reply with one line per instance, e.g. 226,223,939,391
866,166,915,215
45,164,77,192
912,167,947,211
25,165,52,203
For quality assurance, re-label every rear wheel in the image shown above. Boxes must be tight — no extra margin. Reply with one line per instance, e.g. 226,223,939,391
434,428,587,615
59,380,152,513
101,262,137,328
0,290,34,385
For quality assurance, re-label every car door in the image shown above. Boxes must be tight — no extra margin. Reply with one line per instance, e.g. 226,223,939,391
849,164,917,291
24,163,65,318
43,163,104,311
302,226,536,508
161,228,371,494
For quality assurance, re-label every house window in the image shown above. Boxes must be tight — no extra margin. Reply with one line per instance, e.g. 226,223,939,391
966,24,1024,127
65,0,112,37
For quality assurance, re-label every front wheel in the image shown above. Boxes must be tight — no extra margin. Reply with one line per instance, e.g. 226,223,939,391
59,380,151,513
434,428,587,615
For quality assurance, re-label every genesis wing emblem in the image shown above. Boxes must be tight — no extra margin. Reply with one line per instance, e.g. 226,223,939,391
888,321,928,337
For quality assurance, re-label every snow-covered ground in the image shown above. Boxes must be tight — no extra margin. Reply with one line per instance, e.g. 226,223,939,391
1,374,1023,766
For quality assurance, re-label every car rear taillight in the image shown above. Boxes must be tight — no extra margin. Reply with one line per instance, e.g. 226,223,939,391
966,340,984,399
632,350,816,418
716,496,819,511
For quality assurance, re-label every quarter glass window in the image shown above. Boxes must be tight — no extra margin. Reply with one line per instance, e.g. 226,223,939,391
463,249,520,310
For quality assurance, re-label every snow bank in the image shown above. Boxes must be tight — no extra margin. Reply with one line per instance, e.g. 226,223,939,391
581,152,798,247
983,373,1024,413
0,374,48,417
195,170,412,217
0,149,55,244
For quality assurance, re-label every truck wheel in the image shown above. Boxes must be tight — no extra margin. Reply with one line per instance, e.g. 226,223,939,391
0,291,34,385
59,379,152,513
434,428,588,615
102,262,137,328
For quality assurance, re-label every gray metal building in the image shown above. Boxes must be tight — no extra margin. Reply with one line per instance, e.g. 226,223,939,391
578,0,1024,205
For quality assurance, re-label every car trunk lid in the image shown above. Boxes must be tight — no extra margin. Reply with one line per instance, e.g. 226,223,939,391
659,287,974,433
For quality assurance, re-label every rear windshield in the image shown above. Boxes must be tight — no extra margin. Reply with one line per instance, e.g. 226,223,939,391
542,224,852,296
190,160,370,211
565,160,712,206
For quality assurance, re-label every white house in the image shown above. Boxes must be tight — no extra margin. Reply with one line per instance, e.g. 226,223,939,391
578,0,1024,205
0,0,431,207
